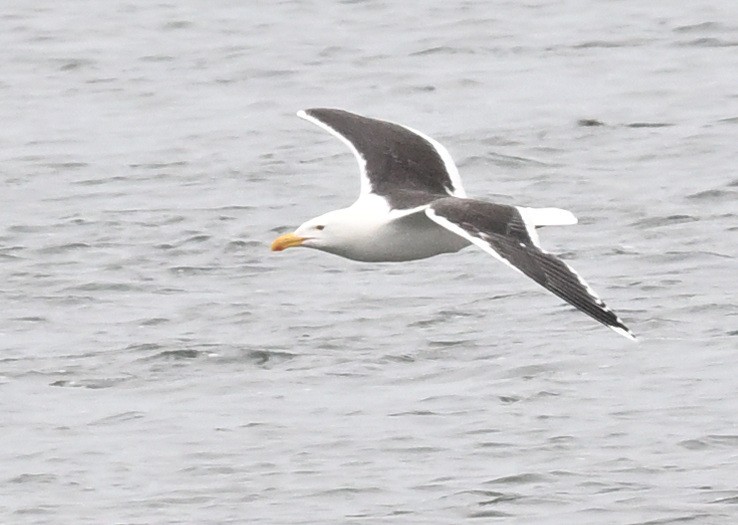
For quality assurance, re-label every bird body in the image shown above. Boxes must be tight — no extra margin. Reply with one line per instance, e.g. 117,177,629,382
283,194,470,262
272,108,635,340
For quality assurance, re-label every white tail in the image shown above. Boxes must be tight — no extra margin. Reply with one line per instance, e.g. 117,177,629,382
517,207,578,227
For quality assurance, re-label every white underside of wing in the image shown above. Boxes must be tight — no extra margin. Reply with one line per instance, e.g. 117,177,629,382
297,110,372,196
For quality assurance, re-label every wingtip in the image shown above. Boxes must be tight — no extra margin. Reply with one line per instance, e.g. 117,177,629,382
610,324,638,342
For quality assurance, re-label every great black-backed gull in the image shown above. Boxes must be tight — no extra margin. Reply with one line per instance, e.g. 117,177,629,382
271,109,635,340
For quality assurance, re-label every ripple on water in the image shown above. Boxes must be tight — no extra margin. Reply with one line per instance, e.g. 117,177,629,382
711,495,738,504
49,377,131,389
145,349,205,360
138,345,296,368
8,473,58,484
484,473,548,486
88,411,147,426
686,188,737,202
3,1,737,523
467,509,514,518
631,214,698,228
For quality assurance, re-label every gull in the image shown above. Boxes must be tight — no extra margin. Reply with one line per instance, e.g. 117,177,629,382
272,108,635,339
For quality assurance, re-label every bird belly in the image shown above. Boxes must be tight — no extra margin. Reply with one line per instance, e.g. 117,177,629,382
338,213,470,262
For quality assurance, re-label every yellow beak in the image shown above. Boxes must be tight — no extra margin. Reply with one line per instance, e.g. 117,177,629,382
271,232,306,252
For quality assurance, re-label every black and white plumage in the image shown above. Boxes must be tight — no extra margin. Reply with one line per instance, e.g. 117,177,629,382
272,108,635,340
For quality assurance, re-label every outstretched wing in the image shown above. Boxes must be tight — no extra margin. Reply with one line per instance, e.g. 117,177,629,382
298,108,466,210
426,197,635,340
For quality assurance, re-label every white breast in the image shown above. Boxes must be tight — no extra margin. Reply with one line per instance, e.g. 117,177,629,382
335,210,470,262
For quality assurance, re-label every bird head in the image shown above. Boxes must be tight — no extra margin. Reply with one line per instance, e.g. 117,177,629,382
271,209,350,253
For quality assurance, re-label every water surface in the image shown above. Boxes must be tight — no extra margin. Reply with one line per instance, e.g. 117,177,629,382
1,1,737,523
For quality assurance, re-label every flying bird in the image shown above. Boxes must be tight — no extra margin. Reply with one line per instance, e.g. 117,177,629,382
272,109,635,340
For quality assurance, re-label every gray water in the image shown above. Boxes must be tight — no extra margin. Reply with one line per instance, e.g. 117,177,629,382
1,1,737,523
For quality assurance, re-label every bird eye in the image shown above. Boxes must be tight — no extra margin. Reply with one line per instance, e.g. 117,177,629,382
315,225,325,231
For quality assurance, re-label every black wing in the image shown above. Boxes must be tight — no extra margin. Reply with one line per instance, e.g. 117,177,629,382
426,197,635,339
299,108,465,209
